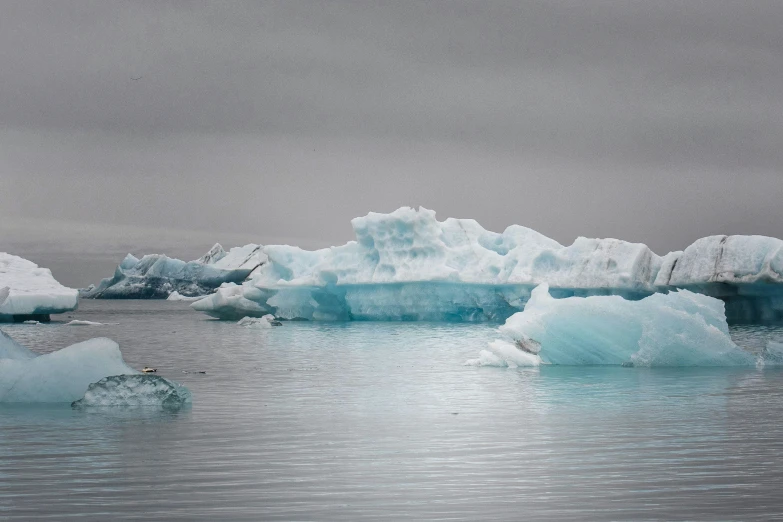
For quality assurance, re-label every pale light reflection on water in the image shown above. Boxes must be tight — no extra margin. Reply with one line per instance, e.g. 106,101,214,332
2,301,783,520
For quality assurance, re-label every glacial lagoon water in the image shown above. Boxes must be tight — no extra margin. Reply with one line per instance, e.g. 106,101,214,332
3,301,783,520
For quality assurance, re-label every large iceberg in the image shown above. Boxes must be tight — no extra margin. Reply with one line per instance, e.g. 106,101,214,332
193,207,663,321
82,243,265,299
0,252,78,322
192,207,783,323
468,284,758,367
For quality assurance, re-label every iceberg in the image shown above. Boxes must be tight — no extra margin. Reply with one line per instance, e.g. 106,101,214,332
72,374,192,409
468,284,758,367
0,334,137,402
0,252,79,322
0,329,192,404
191,207,783,323
193,207,664,322
82,243,265,299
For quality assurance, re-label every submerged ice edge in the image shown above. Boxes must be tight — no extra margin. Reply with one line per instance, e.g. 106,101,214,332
468,284,783,368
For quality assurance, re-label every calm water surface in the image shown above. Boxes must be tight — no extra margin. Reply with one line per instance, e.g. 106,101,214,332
2,300,783,520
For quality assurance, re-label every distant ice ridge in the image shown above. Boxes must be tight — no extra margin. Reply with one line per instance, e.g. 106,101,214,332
72,374,192,409
0,252,78,322
192,207,783,323
82,243,265,299
468,284,763,367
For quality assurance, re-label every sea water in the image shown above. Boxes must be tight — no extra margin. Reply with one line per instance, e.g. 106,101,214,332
2,300,783,520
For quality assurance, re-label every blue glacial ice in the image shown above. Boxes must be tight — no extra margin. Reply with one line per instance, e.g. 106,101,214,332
467,284,761,367
0,252,79,322
0,333,136,402
0,329,191,404
82,243,265,299
192,207,783,323
72,374,192,410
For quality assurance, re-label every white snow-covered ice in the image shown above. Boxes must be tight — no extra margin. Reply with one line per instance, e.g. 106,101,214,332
192,207,783,323
654,235,783,322
0,253,78,322
166,291,210,302
237,314,278,328
82,243,265,299
467,284,760,367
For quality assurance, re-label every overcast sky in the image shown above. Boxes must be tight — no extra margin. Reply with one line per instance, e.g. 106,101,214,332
1,1,781,287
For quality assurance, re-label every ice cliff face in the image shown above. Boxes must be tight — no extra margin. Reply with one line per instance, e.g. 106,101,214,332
653,235,783,322
82,243,266,299
0,253,79,322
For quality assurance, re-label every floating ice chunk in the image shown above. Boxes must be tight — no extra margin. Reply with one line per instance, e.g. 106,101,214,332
0,253,78,321
759,340,783,367
72,374,192,410
82,244,266,299
472,284,758,367
0,337,137,402
237,314,279,328
166,291,209,302
466,339,543,367
192,283,269,320
65,319,105,326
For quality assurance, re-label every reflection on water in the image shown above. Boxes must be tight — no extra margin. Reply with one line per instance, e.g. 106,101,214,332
2,301,783,520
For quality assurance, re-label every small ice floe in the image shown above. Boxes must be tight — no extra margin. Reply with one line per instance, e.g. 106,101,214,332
182,370,207,374
65,320,106,326
22,320,40,325
237,314,281,328
166,291,210,302
72,374,192,410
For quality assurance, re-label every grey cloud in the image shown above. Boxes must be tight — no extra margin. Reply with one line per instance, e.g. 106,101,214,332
0,1,781,286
